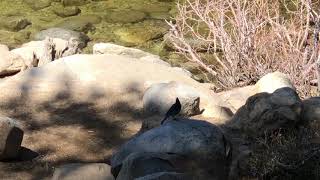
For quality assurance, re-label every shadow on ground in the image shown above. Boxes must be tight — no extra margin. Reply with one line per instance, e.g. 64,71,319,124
0,70,147,180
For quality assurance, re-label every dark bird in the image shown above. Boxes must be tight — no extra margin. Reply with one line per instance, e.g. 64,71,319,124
161,97,181,125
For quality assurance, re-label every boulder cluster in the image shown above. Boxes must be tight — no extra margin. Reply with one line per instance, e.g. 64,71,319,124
0,28,84,77
0,31,319,179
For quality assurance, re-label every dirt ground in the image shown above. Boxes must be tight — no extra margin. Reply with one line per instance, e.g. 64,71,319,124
0,89,145,180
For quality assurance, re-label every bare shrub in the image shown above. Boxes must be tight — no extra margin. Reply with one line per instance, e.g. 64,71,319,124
168,0,320,97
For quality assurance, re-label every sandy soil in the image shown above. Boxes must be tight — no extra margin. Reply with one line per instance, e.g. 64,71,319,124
0,90,145,179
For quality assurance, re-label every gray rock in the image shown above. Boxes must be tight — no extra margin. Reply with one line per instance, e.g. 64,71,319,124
34,28,89,48
53,6,81,17
302,97,320,127
52,163,114,180
0,16,31,32
227,87,302,138
59,38,82,57
135,172,189,180
0,116,24,161
55,15,101,33
143,81,201,117
111,119,231,180
116,152,176,180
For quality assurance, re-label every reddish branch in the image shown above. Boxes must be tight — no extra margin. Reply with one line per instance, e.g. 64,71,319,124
168,0,320,97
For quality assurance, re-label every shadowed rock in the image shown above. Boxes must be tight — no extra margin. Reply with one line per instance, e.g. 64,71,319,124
135,172,189,180
111,119,231,180
0,116,24,161
116,152,177,180
227,87,302,138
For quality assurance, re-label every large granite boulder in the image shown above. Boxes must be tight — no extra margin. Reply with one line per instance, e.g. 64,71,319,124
111,119,231,180
227,87,302,138
0,54,215,106
0,116,24,161
52,163,114,180
93,43,170,67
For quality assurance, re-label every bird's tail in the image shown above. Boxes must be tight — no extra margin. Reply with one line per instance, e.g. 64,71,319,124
161,115,175,125
160,116,168,125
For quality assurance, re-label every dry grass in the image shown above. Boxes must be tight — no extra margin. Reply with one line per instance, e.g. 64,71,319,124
244,127,320,179
168,0,320,98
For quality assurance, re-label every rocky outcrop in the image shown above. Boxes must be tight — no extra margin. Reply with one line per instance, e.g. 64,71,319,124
0,38,316,180
52,163,114,180
11,37,55,68
0,116,24,161
111,119,231,180
216,72,295,112
227,87,302,138
9,37,81,71
0,53,215,108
